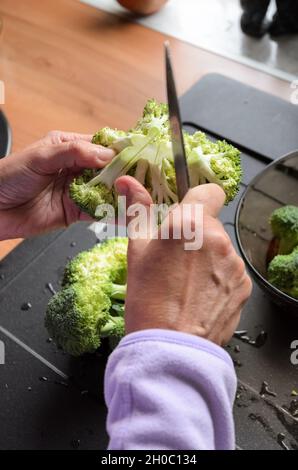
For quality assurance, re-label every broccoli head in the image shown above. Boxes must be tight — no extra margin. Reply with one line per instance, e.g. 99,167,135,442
268,246,298,300
270,205,298,255
69,99,242,219
45,238,128,356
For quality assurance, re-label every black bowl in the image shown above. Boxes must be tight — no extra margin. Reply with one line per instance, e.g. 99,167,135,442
235,151,298,313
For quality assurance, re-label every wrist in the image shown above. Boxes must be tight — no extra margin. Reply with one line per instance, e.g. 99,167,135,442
125,306,218,344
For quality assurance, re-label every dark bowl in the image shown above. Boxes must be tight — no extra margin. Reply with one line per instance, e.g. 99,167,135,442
235,151,298,314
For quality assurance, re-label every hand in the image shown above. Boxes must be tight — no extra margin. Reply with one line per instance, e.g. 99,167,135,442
115,176,252,346
0,131,114,240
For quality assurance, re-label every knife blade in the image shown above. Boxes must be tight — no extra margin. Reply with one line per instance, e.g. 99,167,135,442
165,41,190,202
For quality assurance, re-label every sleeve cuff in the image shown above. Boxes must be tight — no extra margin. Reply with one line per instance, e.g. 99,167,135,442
117,328,234,369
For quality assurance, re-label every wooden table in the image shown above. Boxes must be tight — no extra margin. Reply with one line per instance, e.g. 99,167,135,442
0,0,291,259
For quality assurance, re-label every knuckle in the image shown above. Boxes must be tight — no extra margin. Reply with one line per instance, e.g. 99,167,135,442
67,140,84,155
239,275,253,303
46,130,60,139
244,275,253,295
211,232,232,256
235,256,246,276
203,217,231,254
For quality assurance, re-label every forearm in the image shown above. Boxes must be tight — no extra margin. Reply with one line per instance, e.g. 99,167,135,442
104,329,237,450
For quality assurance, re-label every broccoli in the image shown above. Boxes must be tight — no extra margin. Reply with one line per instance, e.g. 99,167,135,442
268,246,298,300
270,205,298,255
45,238,128,356
69,99,242,219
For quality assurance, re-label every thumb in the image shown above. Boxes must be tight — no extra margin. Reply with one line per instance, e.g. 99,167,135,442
28,141,115,174
115,176,153,240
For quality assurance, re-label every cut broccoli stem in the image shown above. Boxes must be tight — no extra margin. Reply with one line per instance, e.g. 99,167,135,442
100,316,124,337
110,283,126,301
134,159,149,185
87,131,158,189
111,303,125,316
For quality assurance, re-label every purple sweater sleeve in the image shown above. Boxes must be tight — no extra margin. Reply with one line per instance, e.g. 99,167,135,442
104,329,237,450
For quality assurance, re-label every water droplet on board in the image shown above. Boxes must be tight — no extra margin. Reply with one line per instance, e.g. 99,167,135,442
277,433,290,451
21,302,32,311
46,282,57,295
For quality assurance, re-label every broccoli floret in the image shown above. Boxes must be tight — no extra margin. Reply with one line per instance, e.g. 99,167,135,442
270,205,298,255
45,238,128,356
63,237,128,287
187,133,242,203
268,246,298,300
69,99,242,218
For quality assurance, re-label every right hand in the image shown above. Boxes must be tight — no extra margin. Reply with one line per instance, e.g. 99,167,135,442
115,176,252,346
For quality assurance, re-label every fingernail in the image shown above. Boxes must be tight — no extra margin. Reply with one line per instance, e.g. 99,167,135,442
96,147,115,160
114,180,129,196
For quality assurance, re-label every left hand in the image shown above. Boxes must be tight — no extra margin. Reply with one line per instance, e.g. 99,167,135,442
0,131,114,240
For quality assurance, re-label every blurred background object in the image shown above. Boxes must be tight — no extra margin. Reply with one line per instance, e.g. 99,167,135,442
84,0,298,80
240,0,270,38
117,0,168,15
240,0,298,38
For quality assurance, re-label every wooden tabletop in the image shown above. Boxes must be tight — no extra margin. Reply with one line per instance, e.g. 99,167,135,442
0,0,291,260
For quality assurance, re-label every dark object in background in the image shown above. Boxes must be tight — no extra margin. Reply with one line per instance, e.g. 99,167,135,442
0,109,12,157
269,0,298,37
240,0,298,38
240,0,270,38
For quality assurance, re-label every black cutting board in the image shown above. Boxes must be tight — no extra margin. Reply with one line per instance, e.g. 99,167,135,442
0,74,298,450
181,73,298,162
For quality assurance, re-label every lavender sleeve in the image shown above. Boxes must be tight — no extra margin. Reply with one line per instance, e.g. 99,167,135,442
104,329,237,450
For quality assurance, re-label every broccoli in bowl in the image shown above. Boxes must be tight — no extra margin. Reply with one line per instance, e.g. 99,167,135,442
267,205,298,300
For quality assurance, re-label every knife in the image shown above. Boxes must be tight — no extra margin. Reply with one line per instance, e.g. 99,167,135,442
165,41,190,202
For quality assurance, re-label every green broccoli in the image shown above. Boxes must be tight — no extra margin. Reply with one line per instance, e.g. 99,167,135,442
45,238,128,356
69,99,242,219
268,246,298,300
270,205,298,255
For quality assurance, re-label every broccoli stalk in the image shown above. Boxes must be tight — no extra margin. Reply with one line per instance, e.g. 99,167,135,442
69,99,242,219
100,316,125,338
110,283,126,301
